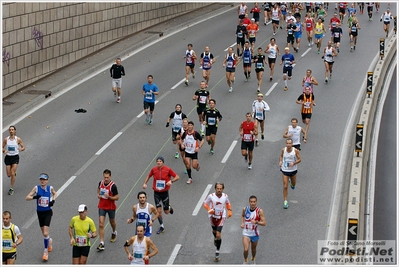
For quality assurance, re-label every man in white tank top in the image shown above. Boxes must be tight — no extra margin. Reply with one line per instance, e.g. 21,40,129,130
2,126,25,195
124,225,158,265
279,138,301,209
283,118,307,150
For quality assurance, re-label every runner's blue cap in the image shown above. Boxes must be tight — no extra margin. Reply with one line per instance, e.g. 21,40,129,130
39,173,49,180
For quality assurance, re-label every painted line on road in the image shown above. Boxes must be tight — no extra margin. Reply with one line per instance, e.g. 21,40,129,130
265,82,278,96
301,47,311,57
167,244,182,265
221,140,237,163
171,78,186,89
57,175,77,196
266,20,272,25
224,42,237,51
192,184,212,216
136,100,160,117
95,132,123,155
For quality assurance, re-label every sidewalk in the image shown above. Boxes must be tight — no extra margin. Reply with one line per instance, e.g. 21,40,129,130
2,3,234,128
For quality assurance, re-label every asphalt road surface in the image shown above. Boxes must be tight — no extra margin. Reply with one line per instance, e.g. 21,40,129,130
2,3,397,265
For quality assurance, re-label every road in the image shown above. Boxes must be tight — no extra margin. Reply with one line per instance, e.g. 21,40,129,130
2,3,396,265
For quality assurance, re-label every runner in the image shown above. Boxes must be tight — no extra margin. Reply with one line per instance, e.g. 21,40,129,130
193,81,210,137
293,16,304,52
180,122,204,184
124,225,159,265
322,41,338,83
184,44,197,86
359,2,365,14
262,2,272,25
264,37,280,81
367,2,374,21
293,2,304,18
348,3,357,16
200,46,216,87
252,93,270,147
338,2,347,21
178,118,189,173
250,3,261,24
271,3,281,35
2,211,23,265
25,173,57,262
96,169,119,252
380,8,394,38
347,11,357,38
2,126,25,196
286,18,298,51
236,20,248,57
301,69,319,93
69,205,97,265
223,47,239,93
375,2,380,12
304,12,315,46
127,191,159,238
349,17,361,51
252,47,267,92
142,156,179,233
246,18,259,51
239,112,258,170
109,58,125,103
166,104,187,158
280,47,296,91
314,17,327,54
203,182,232,262
238,2,248,23
296,87,316,135
279,138,301,209
283,118,307,151
331,23,343,53
280,2,288,28
242,41,253,81
202,99,223,155
241,195,266,264
142,74,159,125
329,12,341,43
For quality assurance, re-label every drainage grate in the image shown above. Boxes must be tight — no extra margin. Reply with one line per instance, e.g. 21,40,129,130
145,31,164,37
25,90,52,98
2,101,15,105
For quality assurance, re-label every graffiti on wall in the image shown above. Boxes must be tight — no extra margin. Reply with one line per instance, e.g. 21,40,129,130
2,48,10,67
32,27,43,49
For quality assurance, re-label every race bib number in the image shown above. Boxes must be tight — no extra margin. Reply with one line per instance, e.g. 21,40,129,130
256,111,263,119
306,23,311,27
304,102,311,108
244,57,250,63
137,218,147,229
133,252,144,259
199,96,207,104
227,61,233,68
2,239,12,250
288,29,293,35
284,59,291,68
334,32,340,37
208,117,216,126
256,62,263,69
203,62,210,69
156,180,166,190
172,125,181,132
237,32,243,38
7,146,16,151
38,197,49,207
100,188,109,199
76,235,87,246
145,92,152,100
243,134,252,141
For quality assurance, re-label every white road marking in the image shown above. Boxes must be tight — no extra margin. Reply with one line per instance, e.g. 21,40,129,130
265,82,278,96
221,140,237,163
57,175,77,196
95,132,123,155
266,20,272,25
224,42,237,51
167,244,182,265
301,47,312,57
171,78,186,89
192,184,212,216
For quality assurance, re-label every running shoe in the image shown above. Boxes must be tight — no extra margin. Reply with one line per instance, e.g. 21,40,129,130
257,88,260,93
294,47,298,52
308,43,311,47
245,78,248,82
243,261,249,265
200,129,205,137
251,260,256,265
149,120,153,125
207,140,211,145
186,178,193,184
350,47,353,52
210,148,214,155
289,178,295,189
8,188,14,195
270,77,273,81
110,232,117,243
255,140,259,147
184,169,188,174
273,32,276,36
244,155,248,163
48,238,53,252
248,73,251,79
97,243,105,251
283,200,289,209
192,73,195,79
175,152,179,159
317,50,320,54
353,46,356,50
185,80,189,86
337,48,340,53
325,77,328,83
117,97,120,103
248,163,252,170
229,87,233,93
261,134,264,140
169,204,174,214
42,251,48,261
280,26,282,29
214,252,220,262
157,227,165,234
284,86,288,91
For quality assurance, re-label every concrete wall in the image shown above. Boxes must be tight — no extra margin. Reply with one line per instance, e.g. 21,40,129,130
2,2,210,98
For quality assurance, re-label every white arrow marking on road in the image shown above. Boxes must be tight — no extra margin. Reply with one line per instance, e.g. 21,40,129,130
266,82,278,96
301,47,312,57
224,42,237,51
167,244,182,265
356,141,362,149
349,225,357,235
192,184,212,216
221,140,237,163
356,129,363,136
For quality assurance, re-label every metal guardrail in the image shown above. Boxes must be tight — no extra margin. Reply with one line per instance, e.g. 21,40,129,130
343,31,397,262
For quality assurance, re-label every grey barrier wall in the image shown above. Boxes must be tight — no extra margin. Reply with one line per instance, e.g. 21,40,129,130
2,2,211,98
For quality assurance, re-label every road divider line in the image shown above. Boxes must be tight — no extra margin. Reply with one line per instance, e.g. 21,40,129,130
171,78,186,89
167,244,182,265
192,184,212,216
57,175,77,196
221,140,237,163
301,47,311,57
224,42,237,51
266,82,278,96
95,132,123,155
